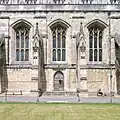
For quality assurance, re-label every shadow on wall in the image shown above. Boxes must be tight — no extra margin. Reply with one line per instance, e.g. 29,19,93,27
116,70,120,94
0,35,8,93
115,41,120,94
38,36,46,93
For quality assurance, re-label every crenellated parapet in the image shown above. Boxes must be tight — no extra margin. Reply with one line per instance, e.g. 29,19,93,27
0,0,120,4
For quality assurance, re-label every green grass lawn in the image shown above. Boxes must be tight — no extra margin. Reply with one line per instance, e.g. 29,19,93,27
0,103,120,120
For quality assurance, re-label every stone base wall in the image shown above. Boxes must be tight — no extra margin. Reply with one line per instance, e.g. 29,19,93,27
7,68,38,92
4,68,117,95
6,68,77,93
87,69,117,94
45,68,77,92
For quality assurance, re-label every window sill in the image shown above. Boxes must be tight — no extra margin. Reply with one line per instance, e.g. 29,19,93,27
87,61,103,65
9,61,32,68
11,61,31,64
51,61,67,64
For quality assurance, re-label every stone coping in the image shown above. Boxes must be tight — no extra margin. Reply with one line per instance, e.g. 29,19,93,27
0,4,120,12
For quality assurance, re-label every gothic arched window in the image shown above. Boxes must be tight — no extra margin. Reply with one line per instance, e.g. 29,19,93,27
89,26,103,62
15,26,30,61
52,25,66,61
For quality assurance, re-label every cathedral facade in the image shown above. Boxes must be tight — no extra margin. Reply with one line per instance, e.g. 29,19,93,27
0,0,120,96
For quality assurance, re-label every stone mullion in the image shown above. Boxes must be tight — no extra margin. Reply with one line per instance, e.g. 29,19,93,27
101,31,103,61
27,30,29,61
60,28,62,61
56,28,57,61
99,31,102,61
97,29,99,62
64,30,66,61
61,29,64,61
15,31,17,61
24,29,25,61
100,30,103,61
93,28,94,62
19,30,21,61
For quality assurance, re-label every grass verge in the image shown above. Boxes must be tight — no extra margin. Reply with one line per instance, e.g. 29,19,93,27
0,103,120,120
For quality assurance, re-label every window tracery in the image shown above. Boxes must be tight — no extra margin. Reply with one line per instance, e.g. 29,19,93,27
81,0,93,4
52,25,66,61
110,0,120,4
15,26,30,61
89,26,103,62
0,0,9,4
25,0,37,4
53,0,65,4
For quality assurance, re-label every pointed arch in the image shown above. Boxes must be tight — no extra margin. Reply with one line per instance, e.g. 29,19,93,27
87,19,105,62
54,71,64,79
48,19,71,29
51,19,67,61
85,19,108,30
11,19,33,30
12,19,32,62
53,71,64,91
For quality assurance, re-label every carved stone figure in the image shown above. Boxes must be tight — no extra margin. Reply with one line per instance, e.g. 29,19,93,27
80,42,86,52
76,22,84,48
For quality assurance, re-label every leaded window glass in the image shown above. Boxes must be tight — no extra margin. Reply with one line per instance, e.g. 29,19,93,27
52,25,66,61
62,49,65,61
53,49,56,61
89,27,103,62
15,26,29,61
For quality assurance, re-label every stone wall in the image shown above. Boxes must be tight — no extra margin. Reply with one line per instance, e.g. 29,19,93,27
87,69,117,94
0,3,118,94
7,69,38,93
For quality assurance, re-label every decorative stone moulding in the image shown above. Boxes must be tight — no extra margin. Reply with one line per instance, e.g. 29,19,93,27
0,0,120,4
0,0,9,4
53,0,65,4
81,0,93,4
110,0,120,4
25,0,37,4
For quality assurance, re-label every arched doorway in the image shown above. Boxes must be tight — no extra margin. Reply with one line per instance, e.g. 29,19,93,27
54,71,64,91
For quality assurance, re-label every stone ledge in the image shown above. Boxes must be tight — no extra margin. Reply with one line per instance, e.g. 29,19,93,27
0,4,120,12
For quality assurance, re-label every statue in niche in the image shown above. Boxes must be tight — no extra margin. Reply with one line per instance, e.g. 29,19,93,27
80,42,86,53
80,41,86,59
76,22,85,50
